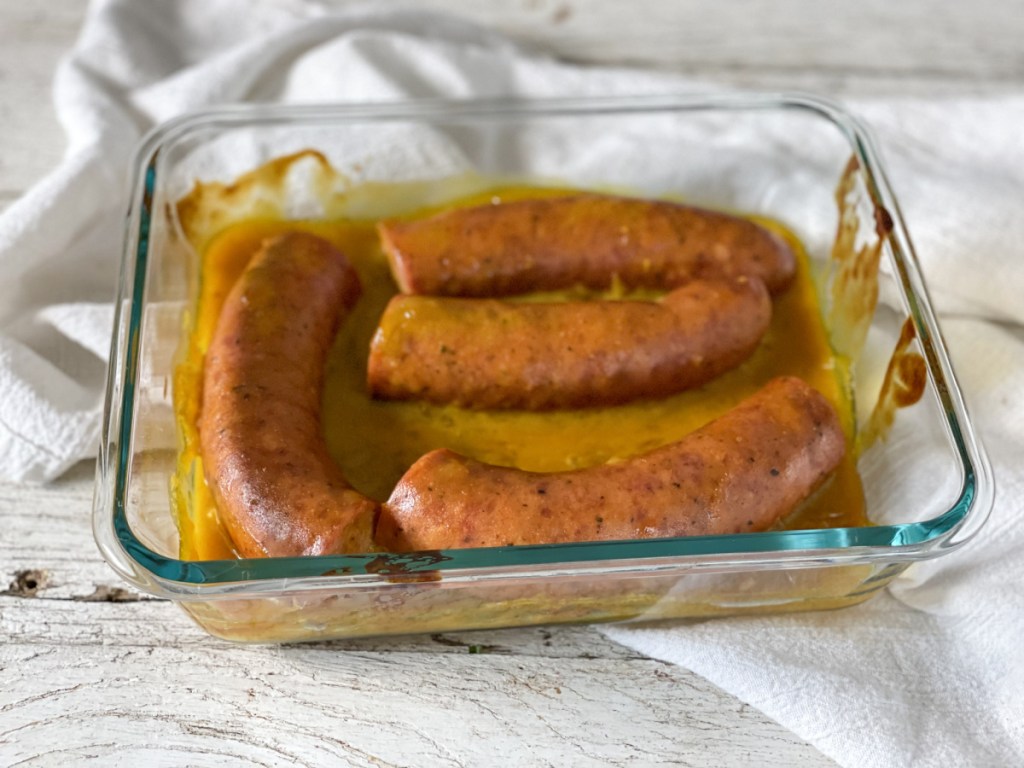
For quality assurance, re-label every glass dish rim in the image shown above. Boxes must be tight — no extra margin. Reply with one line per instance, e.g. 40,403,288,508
92,91,994,598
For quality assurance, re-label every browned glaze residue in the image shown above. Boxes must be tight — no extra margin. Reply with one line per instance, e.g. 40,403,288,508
827,156,894,362
177,150,338,252
171,153,870,561
861,316,927,449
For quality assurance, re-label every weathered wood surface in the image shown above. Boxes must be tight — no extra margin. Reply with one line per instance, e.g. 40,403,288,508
2,463,834,767
3,1,1021,765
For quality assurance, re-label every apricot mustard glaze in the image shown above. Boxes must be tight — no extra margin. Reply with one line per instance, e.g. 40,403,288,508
174,184,867,561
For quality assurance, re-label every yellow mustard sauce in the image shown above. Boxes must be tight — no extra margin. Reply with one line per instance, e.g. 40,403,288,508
174,184,867,561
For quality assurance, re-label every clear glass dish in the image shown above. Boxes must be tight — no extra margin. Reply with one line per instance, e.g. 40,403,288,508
93,94,993,643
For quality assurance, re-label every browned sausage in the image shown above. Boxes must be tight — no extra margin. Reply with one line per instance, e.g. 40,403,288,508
367,276,771,410
379,193,796,297
200,232,377,558
375,377,845,551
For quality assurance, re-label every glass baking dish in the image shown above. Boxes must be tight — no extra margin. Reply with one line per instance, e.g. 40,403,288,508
93,94,993,643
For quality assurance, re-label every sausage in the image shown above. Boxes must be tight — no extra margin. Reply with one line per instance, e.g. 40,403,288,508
200,232,377,558
367,276,771,410
375,377,845,551
379,193,796,297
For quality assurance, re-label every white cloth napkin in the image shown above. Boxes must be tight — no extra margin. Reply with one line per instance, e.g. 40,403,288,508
2,1,1022,765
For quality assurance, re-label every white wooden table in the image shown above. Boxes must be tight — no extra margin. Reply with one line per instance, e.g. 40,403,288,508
2,2,1019,765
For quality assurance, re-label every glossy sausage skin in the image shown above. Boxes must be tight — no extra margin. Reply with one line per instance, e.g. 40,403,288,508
379,193,796,297
367,276,771,410
200,233,377,558
375,377,845,551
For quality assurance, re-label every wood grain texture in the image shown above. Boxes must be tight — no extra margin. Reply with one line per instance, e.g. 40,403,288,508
0,471,838,762
323,0,1024,93
0,0,84,202
2,467,836,767
3,0,1021,765
1,639,820,768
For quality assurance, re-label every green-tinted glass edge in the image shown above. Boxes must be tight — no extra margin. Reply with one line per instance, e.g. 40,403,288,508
98,93,991,595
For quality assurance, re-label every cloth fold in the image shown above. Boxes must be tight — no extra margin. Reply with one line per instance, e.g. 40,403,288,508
2,1,1021,765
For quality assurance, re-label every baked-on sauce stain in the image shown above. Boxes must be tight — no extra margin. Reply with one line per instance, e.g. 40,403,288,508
827,156,892,362
172,157,872,561
861,317,927,450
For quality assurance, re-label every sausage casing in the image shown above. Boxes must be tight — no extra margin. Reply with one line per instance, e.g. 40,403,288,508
379,193,796,297
200,232,377,558
367,277,771,410
375,377,845,551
